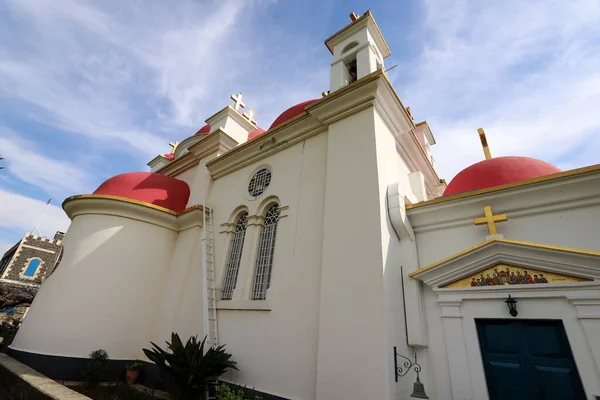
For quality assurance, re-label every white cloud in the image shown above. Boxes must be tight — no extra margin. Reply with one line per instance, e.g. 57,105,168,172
0,190,70,238
0,131,92,196
399,0,600,180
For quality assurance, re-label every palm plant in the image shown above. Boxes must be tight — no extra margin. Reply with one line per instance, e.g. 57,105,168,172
143,333,238,400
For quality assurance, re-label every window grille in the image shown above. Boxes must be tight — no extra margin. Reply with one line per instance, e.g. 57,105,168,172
252,205,280,300
221,213,248,300
248,168,272,197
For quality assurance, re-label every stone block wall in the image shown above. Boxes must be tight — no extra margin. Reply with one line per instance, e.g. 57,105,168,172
0,233,63,285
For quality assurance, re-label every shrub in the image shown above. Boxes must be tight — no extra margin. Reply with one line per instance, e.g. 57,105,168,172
143,333,238,400
83,349,109,385
126,360,145,371
216,383,262,400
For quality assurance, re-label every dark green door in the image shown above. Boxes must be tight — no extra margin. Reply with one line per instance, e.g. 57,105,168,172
476,319,586,400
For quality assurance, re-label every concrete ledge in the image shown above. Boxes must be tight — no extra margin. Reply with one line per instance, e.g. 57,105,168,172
0,353,90,399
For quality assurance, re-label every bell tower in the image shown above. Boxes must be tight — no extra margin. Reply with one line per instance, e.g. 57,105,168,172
325,11,391,93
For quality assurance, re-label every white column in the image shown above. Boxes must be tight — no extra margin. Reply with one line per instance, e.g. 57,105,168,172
570,296,600,380
439,299,473,400
356,45,378,80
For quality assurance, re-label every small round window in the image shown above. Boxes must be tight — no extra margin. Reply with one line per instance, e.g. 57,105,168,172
248,168,272,197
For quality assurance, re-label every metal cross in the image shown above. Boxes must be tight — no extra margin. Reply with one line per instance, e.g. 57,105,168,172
474,206,507,236
169,141,179,153
478,128,492,160
230,93,245,111
243,110,257,125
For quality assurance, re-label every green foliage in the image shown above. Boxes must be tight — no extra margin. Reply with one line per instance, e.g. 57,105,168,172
216,383,262,400
142,333,238,400
126,360,145,371
84,349,110,385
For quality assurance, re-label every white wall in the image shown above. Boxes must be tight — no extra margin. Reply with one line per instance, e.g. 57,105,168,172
316,107,392,400
209,133,328,399
12,211,177,360
372,108,426,399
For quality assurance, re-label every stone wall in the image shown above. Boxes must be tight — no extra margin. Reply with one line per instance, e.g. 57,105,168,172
1,233,63,285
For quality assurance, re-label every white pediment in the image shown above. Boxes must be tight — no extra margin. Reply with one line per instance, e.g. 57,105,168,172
410,239,600,288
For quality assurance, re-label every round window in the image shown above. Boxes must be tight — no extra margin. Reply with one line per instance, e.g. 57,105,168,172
248,168,272,197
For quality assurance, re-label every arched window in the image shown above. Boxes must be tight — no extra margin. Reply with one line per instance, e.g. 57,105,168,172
23,258,41,277
221,213,248,300
252,205,280,300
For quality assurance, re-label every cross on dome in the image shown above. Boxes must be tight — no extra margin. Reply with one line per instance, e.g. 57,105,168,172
478,128,492,160
230,93,246,111
169,141,179,153
243,110,257,125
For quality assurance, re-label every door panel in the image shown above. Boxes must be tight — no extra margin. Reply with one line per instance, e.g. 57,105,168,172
476,319,585,400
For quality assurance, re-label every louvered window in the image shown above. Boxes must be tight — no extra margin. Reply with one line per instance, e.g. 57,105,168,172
221,213,248,300
252,205,280,300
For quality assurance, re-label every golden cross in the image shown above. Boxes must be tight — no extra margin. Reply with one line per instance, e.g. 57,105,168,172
169,141,179,153
349,12,359,21
230,92,245,111
478,128,492,160
243,110,257,125
474,206,507,235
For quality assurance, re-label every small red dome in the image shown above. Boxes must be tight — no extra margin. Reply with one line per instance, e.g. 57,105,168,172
444,156,561,196
195,124,211,135
93,172,190,212
248,127,266,140
163,153,174,160
269,99,318,129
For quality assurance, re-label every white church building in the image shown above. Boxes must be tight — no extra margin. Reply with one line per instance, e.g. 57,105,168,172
9,11,600,400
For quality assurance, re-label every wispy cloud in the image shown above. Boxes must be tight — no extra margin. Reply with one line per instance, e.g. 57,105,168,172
0,189,70,237
0,130,92,196
398,0,600,178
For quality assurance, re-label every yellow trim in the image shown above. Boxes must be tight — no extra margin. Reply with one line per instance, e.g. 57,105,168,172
406,163,600,209
63,194,185,215
474,206,507,235
409,238,600,277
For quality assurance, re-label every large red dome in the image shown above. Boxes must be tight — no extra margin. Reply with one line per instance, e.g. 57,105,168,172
269,99,318,129
444,156,561,196
93,172,190,212
195,124,210,135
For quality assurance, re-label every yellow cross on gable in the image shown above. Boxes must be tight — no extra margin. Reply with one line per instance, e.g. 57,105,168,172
169,141,179,154
474,206,507,235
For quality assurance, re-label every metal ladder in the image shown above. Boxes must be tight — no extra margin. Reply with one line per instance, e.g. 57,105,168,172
202,205,219,347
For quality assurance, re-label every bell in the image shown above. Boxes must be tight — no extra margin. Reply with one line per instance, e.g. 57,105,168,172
410,377,430,399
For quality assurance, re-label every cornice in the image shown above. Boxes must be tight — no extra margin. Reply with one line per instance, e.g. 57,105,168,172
158,129,238,177
62,195,204,231
410,238,600,288
407,163,600,210
406,166,600,233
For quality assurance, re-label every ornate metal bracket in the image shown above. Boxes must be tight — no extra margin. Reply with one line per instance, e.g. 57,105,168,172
393,346,422,382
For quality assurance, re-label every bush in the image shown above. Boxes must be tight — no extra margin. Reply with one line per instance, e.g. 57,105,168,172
126,360,145,371
216,383,262,400
84,349,109,385
143,333,238,400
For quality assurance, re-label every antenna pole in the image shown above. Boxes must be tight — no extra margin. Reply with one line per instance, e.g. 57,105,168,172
32,198,52,236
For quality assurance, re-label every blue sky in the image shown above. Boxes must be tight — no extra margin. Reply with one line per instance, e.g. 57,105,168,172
1,0,599,252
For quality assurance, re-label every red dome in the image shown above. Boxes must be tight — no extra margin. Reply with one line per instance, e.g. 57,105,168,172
93,172,190,212
248,127,266,140
444,156,561,196
269,99,318,129
163,153,174,160
195,124,210,135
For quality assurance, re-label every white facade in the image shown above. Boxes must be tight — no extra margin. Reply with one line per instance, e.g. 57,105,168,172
11,10,600,400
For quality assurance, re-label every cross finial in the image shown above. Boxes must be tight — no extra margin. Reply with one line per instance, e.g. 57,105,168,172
230,93,245,111
474,206,507,236
478,128,492,160
243,110,257,125
169,141,179,153
349,12,359,21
